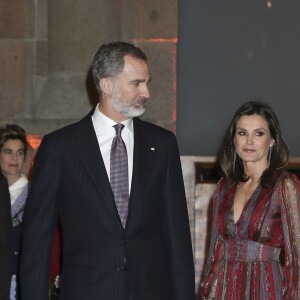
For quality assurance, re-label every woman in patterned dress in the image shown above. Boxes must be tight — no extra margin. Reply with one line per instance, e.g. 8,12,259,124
200,101,300,299
0,124,28,300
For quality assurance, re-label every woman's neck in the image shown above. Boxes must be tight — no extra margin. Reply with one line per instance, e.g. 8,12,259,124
243,162,268,183
6,174,21,186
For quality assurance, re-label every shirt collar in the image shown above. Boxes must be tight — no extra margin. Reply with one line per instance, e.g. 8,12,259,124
92,104,134,135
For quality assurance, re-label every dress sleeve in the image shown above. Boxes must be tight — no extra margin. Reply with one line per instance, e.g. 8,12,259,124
200,178,226,299
280,173,300,299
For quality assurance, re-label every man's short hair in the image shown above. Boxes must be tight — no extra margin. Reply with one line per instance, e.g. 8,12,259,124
92,41,148,93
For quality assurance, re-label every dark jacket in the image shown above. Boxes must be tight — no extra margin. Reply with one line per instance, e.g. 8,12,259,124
21,111,195,300
0,173,12,300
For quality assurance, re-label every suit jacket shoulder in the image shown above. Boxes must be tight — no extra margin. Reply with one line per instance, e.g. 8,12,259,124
133,118,177,147
133,117,173,135
44,110,94,141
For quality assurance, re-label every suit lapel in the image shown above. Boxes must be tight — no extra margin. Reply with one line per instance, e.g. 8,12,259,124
72,115,159,228
128,118,157,220
72,112,117,215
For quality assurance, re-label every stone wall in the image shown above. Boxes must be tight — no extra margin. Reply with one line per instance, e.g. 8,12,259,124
0,0,177,134
2,0,214,294
181,156,217,292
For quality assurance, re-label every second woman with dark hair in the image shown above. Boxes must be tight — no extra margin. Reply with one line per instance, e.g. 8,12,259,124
0,124,28,300
200,101,300,299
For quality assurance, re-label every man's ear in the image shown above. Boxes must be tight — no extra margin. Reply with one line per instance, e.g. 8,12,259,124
99,78,113,95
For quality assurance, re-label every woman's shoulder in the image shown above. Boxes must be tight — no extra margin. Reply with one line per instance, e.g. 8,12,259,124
282,171,300,191
216,176,234,189
270,170,300,199
215,177,235,196
274,169,299,185
217,176,227,185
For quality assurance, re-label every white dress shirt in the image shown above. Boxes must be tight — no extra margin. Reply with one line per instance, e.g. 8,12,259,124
92,105,134,193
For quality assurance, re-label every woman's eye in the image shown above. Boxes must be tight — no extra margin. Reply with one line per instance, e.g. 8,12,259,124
256,131,264,136
18,150,25,156
237,131,246,136
3,149,12,155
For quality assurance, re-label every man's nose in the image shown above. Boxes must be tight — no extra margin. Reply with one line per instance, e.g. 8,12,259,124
141,85,150,99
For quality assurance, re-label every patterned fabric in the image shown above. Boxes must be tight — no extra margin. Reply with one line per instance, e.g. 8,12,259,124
224,239,281,262
200,170,300,300
110,123,129,227
11,185,27,227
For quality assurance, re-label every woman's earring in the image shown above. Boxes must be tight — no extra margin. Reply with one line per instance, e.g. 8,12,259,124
268,147,272,167
233,151,236,172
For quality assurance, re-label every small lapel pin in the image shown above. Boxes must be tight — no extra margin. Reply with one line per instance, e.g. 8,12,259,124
150,147,155,151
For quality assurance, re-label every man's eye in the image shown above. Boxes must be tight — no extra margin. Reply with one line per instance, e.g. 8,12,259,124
131,81,141,86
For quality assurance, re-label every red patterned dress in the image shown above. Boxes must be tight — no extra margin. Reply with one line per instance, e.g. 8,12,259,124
200,170,300,299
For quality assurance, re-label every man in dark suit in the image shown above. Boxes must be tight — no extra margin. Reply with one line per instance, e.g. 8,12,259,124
21,42,195,299
0,172,12,300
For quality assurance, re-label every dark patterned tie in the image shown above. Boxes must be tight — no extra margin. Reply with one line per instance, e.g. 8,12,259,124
110,123,129,227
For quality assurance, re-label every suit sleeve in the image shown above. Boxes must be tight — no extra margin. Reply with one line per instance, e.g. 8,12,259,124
20,134,61,300
164,133,195,300
0,174,12,300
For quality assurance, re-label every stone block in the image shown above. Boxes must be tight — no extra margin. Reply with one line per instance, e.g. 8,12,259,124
36,0,48,39
155,119,175,132
136,41,176,124
48,0,121,73
16,118,79,135
0,0,34,38
0,41,33,119
139,0,177,38
33,74,93,120
36,40,49,76
122,0,177,39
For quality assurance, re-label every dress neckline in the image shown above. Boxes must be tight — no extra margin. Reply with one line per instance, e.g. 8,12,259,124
231,183,260,225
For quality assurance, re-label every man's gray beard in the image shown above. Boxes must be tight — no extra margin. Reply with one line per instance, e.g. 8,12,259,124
111,98,146,118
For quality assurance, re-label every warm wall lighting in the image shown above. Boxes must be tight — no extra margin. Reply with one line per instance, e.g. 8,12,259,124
27,135,43,150
266,1,272,9
132,38,177,43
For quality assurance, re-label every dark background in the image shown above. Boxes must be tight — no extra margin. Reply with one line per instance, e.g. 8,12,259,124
177,1,300,156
